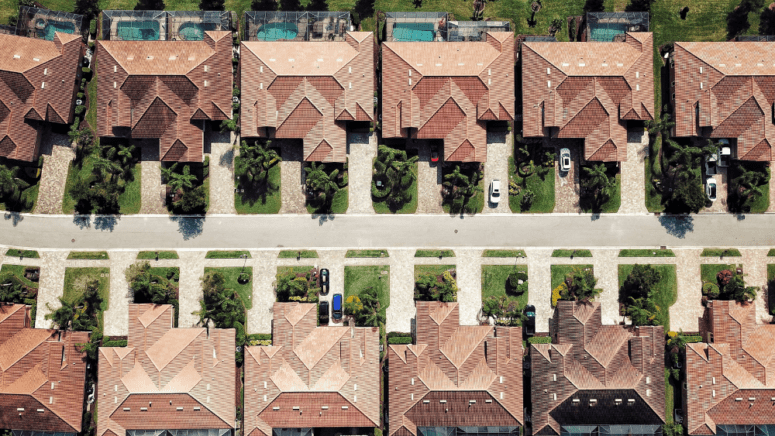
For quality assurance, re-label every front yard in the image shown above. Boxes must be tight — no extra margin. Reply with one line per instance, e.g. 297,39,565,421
508,140,555,213
344,265,390,326
618,264,677,330
204,267,253,309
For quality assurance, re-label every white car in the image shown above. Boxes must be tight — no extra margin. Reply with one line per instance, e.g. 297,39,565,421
706,178,717,202
489,179,501,204
705,153,718,176
718,140,732,167
559,148,571,172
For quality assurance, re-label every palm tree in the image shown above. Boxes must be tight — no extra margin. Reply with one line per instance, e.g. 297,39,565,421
0,165,30,204
161,163,178,185
235,140,281,187
167,165,198,194
116,144,136,167
305,162,340,208
92,156,122,182
646,111,675,137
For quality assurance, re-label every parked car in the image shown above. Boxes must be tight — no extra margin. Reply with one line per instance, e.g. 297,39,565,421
332,294,343,321
489,179,501,204
319,301,329,325
559,148,571,173
430,146,440,163
705,153,718,176
718,140,732,167
320,268,329,295
706,178,717,202
524,305,536,336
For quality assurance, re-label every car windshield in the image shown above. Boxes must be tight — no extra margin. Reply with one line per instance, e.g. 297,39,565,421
526,311,535,316
710,185,716,196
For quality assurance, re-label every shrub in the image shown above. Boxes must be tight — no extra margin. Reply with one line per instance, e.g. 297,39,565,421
551,283,566,307
528,336,552,344
702,282,719,298
717,270,733,286
521,189,535,209
388,336,412,344
238,272,250,283
77,92,85,99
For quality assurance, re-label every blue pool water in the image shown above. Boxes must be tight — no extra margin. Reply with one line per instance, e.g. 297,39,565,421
116,20,160,41
393,22,434,41
38,20,76,41
589,23,629,42
178,22,219,41
256,22,298,41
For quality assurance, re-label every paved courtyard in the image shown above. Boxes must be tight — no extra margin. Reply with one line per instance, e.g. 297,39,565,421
6,245,771,336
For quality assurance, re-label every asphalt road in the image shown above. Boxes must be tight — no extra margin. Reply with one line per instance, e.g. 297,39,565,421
0,212,773,250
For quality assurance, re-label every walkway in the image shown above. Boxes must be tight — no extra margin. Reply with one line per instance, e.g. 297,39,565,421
35,137,74,214
279,141,307,214
620,129,648,214
208,134,236,214
347,133,377,214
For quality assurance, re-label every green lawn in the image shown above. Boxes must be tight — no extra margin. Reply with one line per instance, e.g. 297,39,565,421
768,264,775,316
700,248,742,257
728,163,769,213
344,265,390,321
235,164,281,214
204,267,253,310
67,251,109,260
509,157,555,213
551,249,592,257
305,162,348,215
551,265,593,290
372,150,419,214
5,248,39,258
0,264,40,290
619,249,676,257
618,264,677,330
481,265,529,307
278,250,318,259
205,250,251,259
63,267,110,325
768,249,775,257
415,250,455,258
118,163,141,214
482,250,527,258
0,160,41,213
415,265,455,281
700,264,740,284
441,164,484,214
62,155,140,215
645,137,665,213
137,251,178,259
665,369,675,425
346,250,389,258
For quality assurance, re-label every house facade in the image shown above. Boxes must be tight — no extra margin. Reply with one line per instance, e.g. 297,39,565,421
522,33,654,161
684,300,775,435
0,31,82,162
388,301,523,436
531,301,665,436
96,30,233,162
97,304,235,436
381,14,514,162
0,304,89,436
243,302,380,436
671,41,775,161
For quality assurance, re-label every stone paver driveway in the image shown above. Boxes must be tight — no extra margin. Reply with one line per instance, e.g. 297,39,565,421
279,141,307,214
347,132,377,214
553,142,581,213
208,132,236,214
35,133,74,214
620,128,648,214
483,132,512,214
413,140,443,214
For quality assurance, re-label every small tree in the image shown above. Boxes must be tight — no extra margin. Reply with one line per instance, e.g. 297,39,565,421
235,140,281,189
199,0,225,10
276,272,309,302
621,264,663,301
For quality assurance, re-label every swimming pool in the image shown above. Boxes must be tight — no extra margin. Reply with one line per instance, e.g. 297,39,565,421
178,22,219,41
589,23,628,42
116,20,160,41
256,22,298,41
393,22,434,41
37,20,76,41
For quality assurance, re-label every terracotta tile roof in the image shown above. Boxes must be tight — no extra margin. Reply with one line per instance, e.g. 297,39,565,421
530,301,665,435
382,32,514,162
0,304,89,434
673,42,775,161
522,33,654,162
0,32,82,162
685,301,775,435
96,31,233,163
98,304,235,436
244,302,380,436
388,301,523,436
241,32,374,162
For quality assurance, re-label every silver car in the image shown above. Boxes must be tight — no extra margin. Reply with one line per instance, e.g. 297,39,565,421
489,179,501,204
560,148,571,172
706,178,717,202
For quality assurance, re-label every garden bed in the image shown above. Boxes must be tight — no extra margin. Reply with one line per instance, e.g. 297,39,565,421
305,162,348,214
414,265,457,302
441,163,484,215
372,145,418,214
508,144,555,214
578,162,621,213
275,266,320,303
0,158,41,213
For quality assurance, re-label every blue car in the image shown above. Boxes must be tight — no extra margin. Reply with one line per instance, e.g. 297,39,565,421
332,294,343,320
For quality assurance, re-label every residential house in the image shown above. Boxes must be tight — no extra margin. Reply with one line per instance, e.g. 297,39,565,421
522,32,654,161
671,41,775,161
0,29,83,162
96,29,233,162
240,11,374,162
0,303,90,436
381,13,514,162
243,302,380,436
684,300,775,435
388,301,523,436
531,301,665,436
97,304,235,436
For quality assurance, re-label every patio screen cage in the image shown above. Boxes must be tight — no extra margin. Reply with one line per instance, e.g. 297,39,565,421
560,425,663,436
447,20,509,41
102,10,167,41
736,35,775,41
524,35,556,42
419,427,519,436
718,426,775,436
244,11,350,42
127,430,231,436
585,12,648,42
16,6,86,41
384,12,448,42
168,11,231,41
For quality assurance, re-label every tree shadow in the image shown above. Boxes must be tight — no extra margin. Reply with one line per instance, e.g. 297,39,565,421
726,4,751,40
3,212,23,227
170,216,205,240
73,214,91,229
658,215,694,239
95,215,119,232
312,214,336,226
219,148,234,167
